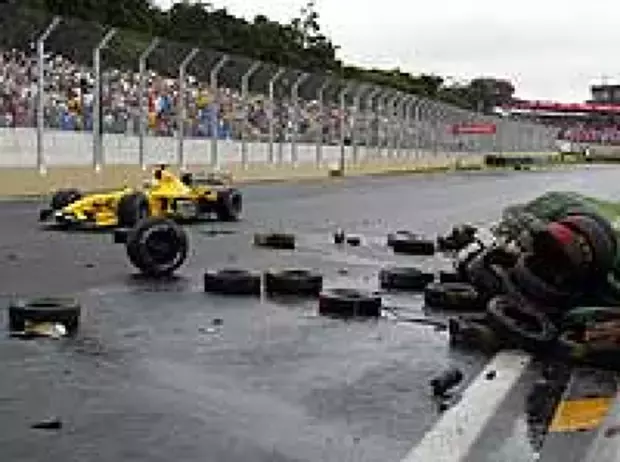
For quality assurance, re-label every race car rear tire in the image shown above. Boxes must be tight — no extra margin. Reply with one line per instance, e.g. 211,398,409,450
318,289,382,318
379,266,435,291
126,217,189,277
203,269,261,296
117,192,150,228
51,188,82,210
216,190,242,222
424,282,481,311
264,269,323,296
487,294,558,352
8,297,81,334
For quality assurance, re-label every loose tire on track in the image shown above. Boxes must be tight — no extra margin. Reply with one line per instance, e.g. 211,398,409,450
379,267,434,291
203,269,261,296
487,294,558,353
253,232,296,250
126,217,189,277
264,269,323,296
390,232,436,256
8,297,81,334
424,282,481,311
318,289,382,318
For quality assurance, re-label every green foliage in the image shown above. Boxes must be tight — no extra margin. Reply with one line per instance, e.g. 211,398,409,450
10,0,515,111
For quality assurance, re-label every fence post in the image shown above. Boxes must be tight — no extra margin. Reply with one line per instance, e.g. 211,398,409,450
176,47,199,170
364,87,381,156
92,27,117,172
394,93,407,159
338,83,352,173
138,37,160,170
315,77,330,166
399,95,414,158
36,16,61,175
290,72,309,166
267,67,286,164
386,93,399,159
351,84,368,165
414,98,423,158
240,60,261,169
376,91,391,159
209,55,229,170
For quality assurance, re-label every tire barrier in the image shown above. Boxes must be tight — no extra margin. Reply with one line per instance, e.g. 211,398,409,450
439,270,463,283
204,269,261,296
253,232,296,250
437,224,478,252
125,217,189,278
379,266,434,292
318,289,382,318
264,269,323,297
8,297,81,335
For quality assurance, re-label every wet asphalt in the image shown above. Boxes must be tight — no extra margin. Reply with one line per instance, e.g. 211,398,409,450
1,164,620,462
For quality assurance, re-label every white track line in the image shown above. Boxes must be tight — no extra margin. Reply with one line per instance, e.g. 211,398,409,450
401,350,532,462
582,391,620,462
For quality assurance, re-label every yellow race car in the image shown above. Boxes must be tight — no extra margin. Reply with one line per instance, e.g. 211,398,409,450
38,166,243,228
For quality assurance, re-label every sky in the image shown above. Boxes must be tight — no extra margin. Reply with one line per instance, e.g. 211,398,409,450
155,0,620,103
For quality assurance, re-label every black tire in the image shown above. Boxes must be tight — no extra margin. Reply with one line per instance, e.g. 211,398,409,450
565,209,617,257
437,224,478,252
254,232,295,250
8,297,81,334
117,192,150,228
559,214,616,276
554,331,620,370
487,295,558,352
318,289,382,318
391,234,435,256
50,188,82,210
448,317,501,352
379,267,434,291
387,230,413,247
264,269,323,296
203,269,261,296
463,253,504,301
510,253,576,307
346,235,362,246
125,217,189,277
424,282,481,311
439,270,463,283
216,189,242,221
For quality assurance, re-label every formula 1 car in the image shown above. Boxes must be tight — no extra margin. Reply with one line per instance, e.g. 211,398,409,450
38,166,242,228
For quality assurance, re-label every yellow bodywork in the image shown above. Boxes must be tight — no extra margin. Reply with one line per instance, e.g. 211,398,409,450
43,168,233,228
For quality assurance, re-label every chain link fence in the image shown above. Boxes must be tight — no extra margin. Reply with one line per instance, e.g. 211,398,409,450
0,4,560,171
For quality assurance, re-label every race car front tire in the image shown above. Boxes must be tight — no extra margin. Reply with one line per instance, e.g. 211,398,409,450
51,188,82,210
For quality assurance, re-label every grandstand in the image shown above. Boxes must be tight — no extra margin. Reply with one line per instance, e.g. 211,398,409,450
0,2,559,169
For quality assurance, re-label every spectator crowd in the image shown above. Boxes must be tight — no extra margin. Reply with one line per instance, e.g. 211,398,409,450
0,47,372,145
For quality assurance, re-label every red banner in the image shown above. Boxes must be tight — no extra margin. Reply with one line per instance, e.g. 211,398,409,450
451,123,497,135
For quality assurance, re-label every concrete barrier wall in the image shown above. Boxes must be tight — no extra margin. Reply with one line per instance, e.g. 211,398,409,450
0,127,556,196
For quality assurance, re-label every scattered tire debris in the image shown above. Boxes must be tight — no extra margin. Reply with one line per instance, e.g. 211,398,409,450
345,235,362,246
318,289,382,318
126,217,189,277
264,269,323,297
439,270,462,283
204,269,261,296
430,368,464,396
8,297,81,335
424,282,481,311
448,317,500,352
31,418,62,430
253,232,296,250
390,232,436,256
379,266,434,291
333,229,345,244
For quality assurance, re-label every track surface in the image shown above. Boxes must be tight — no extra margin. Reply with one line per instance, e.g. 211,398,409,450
1,165,620,462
